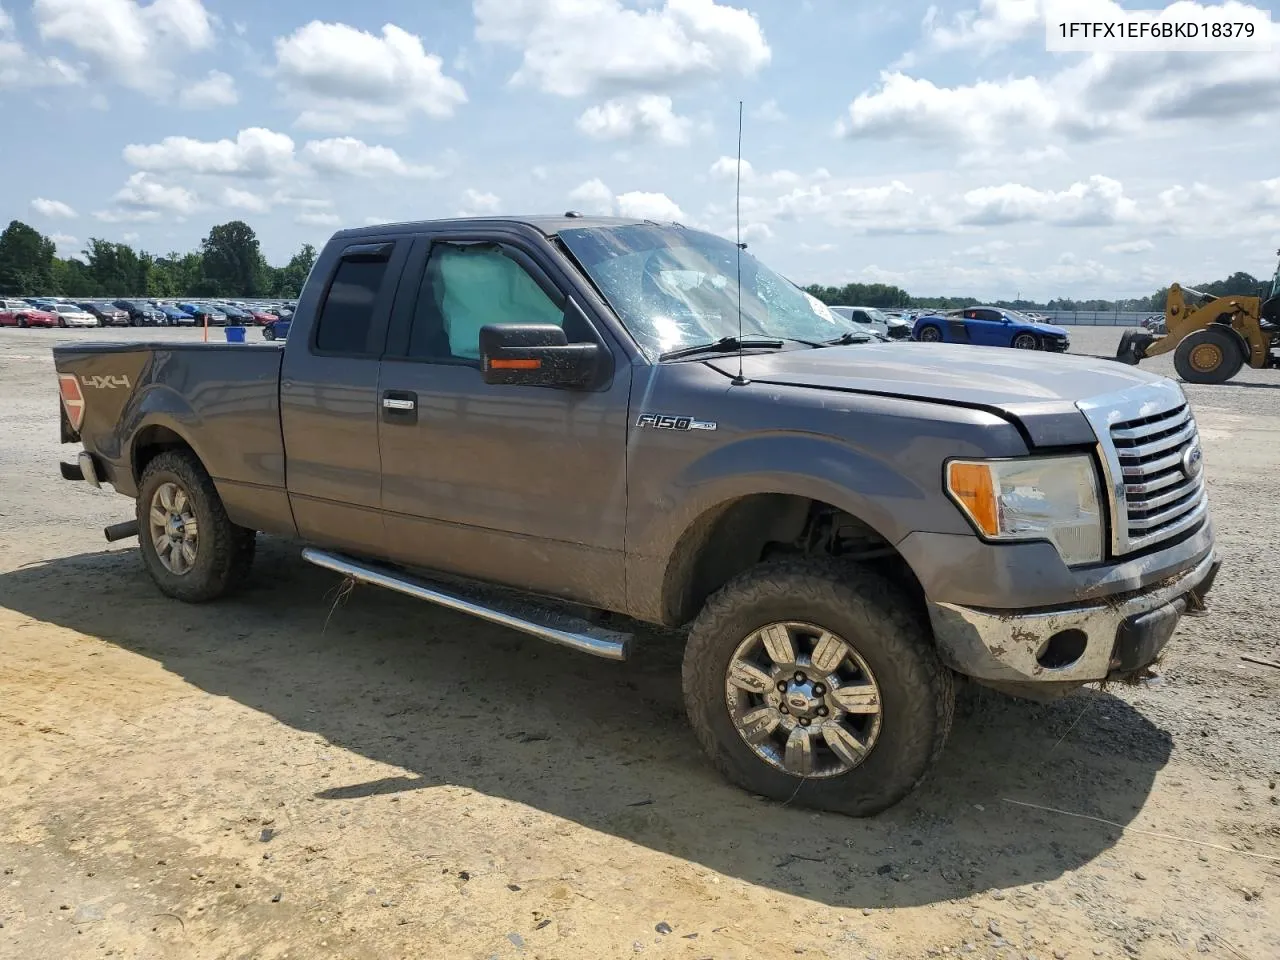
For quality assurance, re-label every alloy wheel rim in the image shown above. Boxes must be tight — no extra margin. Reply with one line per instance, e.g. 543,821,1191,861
148,482,199,575
1013,334,1037,349
725,621,883,778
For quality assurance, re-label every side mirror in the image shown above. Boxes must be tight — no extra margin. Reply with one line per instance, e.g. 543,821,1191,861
479,324,600,387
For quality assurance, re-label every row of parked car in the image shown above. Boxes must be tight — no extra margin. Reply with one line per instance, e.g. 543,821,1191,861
0,296,297,329
825,303,1072,352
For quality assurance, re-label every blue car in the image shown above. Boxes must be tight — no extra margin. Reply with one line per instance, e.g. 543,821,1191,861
912,306,1070,352
156,304,195,325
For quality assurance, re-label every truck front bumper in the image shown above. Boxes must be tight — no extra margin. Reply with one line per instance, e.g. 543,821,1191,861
927,549,1220,687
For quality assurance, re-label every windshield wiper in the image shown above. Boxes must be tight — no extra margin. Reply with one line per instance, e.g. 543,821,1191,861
659,336,786,361
825,331,875,345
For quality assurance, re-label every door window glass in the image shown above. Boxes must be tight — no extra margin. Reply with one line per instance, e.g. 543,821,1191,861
408,243,564,361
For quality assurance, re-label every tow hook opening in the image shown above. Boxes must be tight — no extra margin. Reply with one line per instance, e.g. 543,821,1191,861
1037,629,1088,669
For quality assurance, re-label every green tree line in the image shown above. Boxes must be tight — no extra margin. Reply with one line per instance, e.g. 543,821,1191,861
0,219,316,300
803,269,1273,313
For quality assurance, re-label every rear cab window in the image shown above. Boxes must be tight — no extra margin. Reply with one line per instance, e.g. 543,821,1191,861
311,241,402,357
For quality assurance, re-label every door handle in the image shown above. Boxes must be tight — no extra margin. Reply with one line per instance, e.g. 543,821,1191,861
381,390,418,423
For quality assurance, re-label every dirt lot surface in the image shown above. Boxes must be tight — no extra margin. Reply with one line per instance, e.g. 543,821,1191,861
1,326,1277,960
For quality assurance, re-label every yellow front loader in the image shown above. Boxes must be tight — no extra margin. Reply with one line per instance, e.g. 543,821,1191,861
1117,254,1280,384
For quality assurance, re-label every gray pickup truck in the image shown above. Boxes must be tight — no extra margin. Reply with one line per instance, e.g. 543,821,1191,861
53,215,1220,816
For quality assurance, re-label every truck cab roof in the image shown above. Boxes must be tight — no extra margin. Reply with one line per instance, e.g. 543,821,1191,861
332,214,661,243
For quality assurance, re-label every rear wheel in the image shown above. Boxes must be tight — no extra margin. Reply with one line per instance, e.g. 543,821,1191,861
1174,326,1245,384
17,318,27,328
137,450,256,602
1012,332,1039,350
917,324,942,343
682,559,955,817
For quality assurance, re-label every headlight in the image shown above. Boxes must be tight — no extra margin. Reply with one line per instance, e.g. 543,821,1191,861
945,455,1103,566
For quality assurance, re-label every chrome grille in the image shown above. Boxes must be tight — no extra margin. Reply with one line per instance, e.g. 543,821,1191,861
1109,401,1207,553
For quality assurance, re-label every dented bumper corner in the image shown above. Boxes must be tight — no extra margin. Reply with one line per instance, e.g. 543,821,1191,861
927,550,1221,685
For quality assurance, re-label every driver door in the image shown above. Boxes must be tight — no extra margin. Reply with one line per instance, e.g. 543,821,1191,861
376,234,632,610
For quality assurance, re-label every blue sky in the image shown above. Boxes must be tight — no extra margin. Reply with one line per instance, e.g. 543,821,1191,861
2,0,1278,300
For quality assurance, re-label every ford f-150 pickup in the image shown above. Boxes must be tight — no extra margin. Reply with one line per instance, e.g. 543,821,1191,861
52,215,1221,816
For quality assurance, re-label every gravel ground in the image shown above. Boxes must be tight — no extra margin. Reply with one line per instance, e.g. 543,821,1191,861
0,325,1277,960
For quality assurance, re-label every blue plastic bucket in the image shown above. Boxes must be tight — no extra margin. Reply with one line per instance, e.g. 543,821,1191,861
224,325,246,343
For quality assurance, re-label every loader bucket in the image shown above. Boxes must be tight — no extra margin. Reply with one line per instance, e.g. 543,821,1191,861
1115,330,1155,365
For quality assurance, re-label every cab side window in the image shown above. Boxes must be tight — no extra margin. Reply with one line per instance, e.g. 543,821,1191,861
407,242,565,362
313,245,397,355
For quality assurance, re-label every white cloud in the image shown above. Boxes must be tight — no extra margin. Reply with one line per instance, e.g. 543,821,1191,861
457,188,501,216
474,0,770,98
179,69,237,108
839,72,1066,147
220,187,269,213
1103,239,1155,255
274,21,466,130
364,215,394,225
31,198,77,218
301,137,442,178
123,128,298,178
709,156,753,181
296,211,340,227
0,10,84,90
769,179,950,234
1258,178,1280,208
50,232,79,254
959,176,1139,227
576,95,693,145
740,222,773,243
92,209,160,223
111,172,200,216
568,178,616,216
845,3,1280,152
921,0,1041,54
752,98,785,122
616,190,685,221
33,0,213,94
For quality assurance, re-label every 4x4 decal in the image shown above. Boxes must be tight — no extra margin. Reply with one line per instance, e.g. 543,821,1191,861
81,374,132,390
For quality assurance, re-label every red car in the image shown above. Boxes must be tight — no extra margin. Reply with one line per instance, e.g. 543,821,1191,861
249,310,277,325
0,299,59,328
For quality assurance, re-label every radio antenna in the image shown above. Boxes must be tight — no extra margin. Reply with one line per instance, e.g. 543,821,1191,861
732,99,747,386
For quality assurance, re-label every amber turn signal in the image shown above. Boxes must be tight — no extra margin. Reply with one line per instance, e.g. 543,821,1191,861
488,358,542,370
946,461,999,537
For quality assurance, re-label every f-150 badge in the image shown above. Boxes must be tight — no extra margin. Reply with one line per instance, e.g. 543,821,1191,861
635,414,717,431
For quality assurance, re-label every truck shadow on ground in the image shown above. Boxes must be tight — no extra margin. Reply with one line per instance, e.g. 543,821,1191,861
1,540,1174,910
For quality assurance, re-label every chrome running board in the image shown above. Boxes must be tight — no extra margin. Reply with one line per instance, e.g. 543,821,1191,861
301,548,632,661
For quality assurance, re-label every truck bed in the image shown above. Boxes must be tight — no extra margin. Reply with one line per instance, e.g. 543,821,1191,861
53,341,289,532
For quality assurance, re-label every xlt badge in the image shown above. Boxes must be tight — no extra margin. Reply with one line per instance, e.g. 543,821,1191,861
635,413,717,432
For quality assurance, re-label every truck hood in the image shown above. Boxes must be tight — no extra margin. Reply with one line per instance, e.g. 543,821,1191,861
706,342,1172,448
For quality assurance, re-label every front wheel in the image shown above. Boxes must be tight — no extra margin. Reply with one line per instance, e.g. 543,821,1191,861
682,560,955,817
917,324,942,343
137,450,256,602
58,318,67,328
1011,332,1039,350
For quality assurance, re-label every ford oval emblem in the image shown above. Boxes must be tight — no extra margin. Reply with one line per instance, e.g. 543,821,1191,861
1181,444,1203,480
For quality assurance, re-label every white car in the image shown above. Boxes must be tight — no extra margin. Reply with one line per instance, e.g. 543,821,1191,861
48,303,99,327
